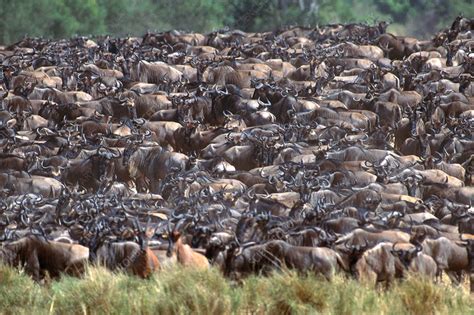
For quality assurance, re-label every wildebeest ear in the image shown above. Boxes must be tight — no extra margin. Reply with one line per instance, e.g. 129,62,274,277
204,226,213,235
228,241,239,251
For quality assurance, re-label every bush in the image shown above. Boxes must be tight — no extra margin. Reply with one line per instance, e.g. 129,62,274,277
0,265,472,314
1,0,472,44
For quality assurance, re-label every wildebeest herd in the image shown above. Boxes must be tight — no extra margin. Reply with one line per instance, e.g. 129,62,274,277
0,17,472,290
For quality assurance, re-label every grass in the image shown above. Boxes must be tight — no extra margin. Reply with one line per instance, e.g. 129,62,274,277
0,265,472,315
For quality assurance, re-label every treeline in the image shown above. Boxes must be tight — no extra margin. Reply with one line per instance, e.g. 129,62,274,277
0,0,472,44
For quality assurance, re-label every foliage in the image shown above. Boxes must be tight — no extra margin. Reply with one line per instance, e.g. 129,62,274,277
0,0,474,44
0,0,106,44
371,0,474,37
0,264,472,314
0,0,472,44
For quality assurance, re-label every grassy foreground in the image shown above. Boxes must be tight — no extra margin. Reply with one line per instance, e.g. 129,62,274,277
0,265,472,315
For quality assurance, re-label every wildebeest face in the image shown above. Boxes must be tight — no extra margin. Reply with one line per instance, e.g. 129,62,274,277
391,249,415,269
390,242,421,269
191,226,212,248
122,143,138,166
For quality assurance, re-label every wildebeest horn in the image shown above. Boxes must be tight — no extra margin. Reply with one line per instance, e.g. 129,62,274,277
268,176,277,184
363,211,371,222
134,118,146,126
171,211,185,220
414,174,423,181
247,188,256,200
110,148,121,158
414,244,422,253
257,97,271,107
361,160,374,171
319,231,327,240
391,242,401,253
259,168,269,178
40,160,50,170
223,110,233,118
319,178,331,188
432,152,443,164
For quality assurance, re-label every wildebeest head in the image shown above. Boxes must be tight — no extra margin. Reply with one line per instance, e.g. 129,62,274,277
190,226,213,248
89,146,120,183
390,242,422,269
338,240,369,273
122,140,141,166
55,186,71,219
409,230,427,247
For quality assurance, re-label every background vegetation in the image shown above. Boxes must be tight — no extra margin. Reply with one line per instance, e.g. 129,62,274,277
0,0,472,44
0,264,472,314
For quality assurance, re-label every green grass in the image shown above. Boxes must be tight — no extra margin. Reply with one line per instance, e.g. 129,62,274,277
0,265,472,315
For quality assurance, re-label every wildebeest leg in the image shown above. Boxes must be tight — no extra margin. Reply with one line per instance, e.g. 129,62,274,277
150,179,159,194
375,280,386,290
435,268,442,283
142,177,151,192
127,180,137,192
470,272,474,293
25,249,41,281
381,280,391,290
361,269,377,287
322,269,333,281
446,271,462,286
135,176,148,192
65,260,86,277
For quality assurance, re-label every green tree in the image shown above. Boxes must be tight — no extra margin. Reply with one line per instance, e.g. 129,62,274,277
63,0,107,35
0,0,106,44
98,0,161,36
0,0,472,44
154,0,227,32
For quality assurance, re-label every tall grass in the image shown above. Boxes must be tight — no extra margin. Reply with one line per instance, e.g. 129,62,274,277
0,265,472,315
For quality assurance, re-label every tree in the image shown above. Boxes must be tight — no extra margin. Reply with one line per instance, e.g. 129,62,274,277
0,0,106,43
0,0,472,44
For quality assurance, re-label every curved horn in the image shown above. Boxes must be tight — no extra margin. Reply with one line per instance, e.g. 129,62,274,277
414,243,422,253
318,178,331,188
133,118,146,126
257,97,271,107
110,147,121,158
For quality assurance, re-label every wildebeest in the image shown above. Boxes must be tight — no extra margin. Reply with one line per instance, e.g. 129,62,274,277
0,17,471,289
0,235,89,281
93,241,160,278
